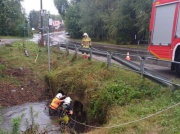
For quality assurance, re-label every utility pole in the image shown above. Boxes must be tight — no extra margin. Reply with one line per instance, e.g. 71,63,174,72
40,0,44,46
48,15,52,72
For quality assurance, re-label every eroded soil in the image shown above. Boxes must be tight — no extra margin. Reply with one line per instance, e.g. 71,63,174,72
0,65,51,107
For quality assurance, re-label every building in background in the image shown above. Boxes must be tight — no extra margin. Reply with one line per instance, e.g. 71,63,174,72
52,20,64,32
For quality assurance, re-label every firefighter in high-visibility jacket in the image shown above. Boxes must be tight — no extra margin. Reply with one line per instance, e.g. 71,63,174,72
82,33,91,58
49,93,65,116
82,33,91,48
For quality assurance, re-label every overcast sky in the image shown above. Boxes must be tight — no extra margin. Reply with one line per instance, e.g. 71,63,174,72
21,0,59,15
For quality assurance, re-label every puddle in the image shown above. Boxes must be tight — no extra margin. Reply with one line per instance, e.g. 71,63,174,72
0,101,60,133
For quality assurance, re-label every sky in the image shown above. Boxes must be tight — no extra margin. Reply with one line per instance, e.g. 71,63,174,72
21,0,59,15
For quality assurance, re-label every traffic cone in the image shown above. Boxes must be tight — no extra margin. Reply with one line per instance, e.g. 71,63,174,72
82,53,88,58
82,53,86,58
84,54,88,59
126,52,131,61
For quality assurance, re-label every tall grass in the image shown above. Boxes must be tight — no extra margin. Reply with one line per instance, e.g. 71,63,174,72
1,40,180,133
46,48,180,133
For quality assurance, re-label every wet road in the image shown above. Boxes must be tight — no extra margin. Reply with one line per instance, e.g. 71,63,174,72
50,32,178,78
0,39,20,45
29,34,40,43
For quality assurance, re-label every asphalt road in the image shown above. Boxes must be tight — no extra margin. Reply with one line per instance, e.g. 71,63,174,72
49,32,179,80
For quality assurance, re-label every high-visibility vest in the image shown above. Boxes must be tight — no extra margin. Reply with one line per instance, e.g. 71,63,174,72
49,97,61,110
82,37,91,48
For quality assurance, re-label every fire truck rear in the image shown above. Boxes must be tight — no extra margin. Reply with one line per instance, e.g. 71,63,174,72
148,0,180,75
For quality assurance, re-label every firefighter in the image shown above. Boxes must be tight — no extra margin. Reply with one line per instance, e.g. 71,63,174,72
59,97,74,126
49,93,65,116
60,96,73,116
81,33,91,58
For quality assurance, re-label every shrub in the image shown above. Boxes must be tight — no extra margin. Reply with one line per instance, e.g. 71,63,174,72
88,79,160,124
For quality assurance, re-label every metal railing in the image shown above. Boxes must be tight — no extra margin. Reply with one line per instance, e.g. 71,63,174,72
50,41,180,88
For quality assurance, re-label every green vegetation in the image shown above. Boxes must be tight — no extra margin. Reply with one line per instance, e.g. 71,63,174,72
24,106,39,134
0,41,53,79
0,106,41,134
0,41,180,133
46,46,180,133
0,36,23,39
12,116,22,134
0,0,32,37
54,0,151,44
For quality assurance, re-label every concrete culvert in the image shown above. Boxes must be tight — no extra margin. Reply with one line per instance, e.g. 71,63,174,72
72,101,87,133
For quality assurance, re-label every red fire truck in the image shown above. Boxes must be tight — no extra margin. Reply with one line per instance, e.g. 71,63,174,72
148,0,180,75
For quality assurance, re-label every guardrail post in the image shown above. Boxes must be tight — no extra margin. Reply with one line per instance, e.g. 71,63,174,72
140,57,145,78
58,42,61,51
66,44,69,56
138,40,140,46
89,48,92,60
74,45,78,59
107,52,111,67
47,28,50,72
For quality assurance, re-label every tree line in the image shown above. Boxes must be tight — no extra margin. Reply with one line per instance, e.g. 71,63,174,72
54,0,152,44
0,0,32,37
0,0,62,37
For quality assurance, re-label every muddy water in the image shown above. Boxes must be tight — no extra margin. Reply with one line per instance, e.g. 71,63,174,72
0,101,60,134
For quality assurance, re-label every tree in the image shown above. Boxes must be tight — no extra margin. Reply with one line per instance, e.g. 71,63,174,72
65,3,82,38
29,10,40,31
79,0,109,41
54,0,69,18
131,0,152,40
0,0,31,37
53,0,152,44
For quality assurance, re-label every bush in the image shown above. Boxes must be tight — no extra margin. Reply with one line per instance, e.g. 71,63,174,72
0,64,5,70
12,117,21,134
88,79,160,124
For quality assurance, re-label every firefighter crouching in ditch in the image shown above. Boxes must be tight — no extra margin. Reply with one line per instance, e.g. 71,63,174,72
59,97,74,127
49,93,66,116
81,33,91,58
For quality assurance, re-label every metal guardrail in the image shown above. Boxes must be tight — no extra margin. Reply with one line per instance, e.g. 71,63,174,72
50,41,180,88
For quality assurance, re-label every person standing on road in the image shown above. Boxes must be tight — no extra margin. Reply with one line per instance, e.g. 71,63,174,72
49,93,66,116
81,33,91,58
82,33,91,49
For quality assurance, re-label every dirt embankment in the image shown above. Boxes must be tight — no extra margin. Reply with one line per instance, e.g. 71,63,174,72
0,64,51,107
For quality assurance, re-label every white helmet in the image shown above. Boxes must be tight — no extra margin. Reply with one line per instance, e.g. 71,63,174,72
83,33,88,36
56,93,63,99
64,97,72,105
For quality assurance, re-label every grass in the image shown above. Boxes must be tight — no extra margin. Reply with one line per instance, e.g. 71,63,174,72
87,88,180,134
0,40,60,79
0,40,180,133
0,36,32,40
0,36,24,39
46,47,180,133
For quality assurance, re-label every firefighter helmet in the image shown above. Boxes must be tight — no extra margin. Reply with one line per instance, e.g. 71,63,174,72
83,33,88,36
56,93,63,99
64,97,72,105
